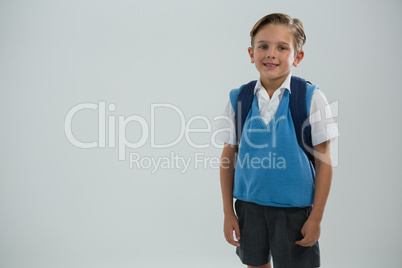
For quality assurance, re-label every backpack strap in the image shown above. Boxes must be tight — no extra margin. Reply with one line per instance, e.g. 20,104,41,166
289,76,315,167
234,80,257,144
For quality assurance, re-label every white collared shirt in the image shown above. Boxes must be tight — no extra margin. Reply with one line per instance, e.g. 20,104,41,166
214,73,339,146
254,73,292,125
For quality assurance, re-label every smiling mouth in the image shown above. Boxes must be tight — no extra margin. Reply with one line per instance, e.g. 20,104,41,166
264,63,279,67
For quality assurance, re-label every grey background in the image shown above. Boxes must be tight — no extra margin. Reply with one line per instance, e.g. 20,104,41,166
1,0,401,267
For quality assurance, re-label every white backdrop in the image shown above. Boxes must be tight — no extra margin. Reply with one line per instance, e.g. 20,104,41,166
1,0,401,267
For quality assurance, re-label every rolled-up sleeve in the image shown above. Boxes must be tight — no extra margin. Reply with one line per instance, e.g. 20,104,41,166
309,90,340,146
213,100,238,145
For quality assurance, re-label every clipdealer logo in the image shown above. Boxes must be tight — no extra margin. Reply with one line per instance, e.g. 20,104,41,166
64,100,339,172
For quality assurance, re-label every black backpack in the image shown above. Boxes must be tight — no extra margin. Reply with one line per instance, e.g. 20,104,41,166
234,76,315,166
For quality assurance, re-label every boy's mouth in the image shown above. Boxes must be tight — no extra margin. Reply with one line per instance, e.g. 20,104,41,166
263,63,279,70
263,63,279,67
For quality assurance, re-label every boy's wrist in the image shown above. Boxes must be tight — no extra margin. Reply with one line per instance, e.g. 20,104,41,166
223,207,235,216
308,208,324,223
308,214,322,223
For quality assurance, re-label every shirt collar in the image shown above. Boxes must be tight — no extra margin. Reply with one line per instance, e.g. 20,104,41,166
253,72,292,95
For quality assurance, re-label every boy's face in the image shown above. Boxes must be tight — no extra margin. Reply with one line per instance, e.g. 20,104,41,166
248,24,304,88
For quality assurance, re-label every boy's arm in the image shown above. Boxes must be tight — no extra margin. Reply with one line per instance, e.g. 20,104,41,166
220,142,240,247
296,140,333,247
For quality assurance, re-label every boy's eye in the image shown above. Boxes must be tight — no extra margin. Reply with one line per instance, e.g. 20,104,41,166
259,45,267,49
279,46,286,51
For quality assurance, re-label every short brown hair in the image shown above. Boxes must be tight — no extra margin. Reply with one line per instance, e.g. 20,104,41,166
250,13,306,55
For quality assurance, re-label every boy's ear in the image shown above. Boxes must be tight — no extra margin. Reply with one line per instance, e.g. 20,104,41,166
248,47,255,64
293,50,304,67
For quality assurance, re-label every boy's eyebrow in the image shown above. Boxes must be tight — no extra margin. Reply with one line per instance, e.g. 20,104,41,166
256,40,291,46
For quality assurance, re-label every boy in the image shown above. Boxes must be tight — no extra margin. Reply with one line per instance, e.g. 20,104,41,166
217,13,339,268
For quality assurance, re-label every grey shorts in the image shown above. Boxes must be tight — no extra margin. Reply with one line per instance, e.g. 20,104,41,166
235,199,320,268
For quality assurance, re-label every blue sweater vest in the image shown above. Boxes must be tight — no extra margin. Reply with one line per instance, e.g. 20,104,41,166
229,83,318,207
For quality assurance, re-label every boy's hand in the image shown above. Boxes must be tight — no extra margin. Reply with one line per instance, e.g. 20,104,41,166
295,218,321,247
223,213,240,247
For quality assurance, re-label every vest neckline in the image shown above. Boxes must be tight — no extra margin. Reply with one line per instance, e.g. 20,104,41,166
252,90,289,130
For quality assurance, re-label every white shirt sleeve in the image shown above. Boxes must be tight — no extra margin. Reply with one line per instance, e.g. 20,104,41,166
213,99,238,145
309,90,339,146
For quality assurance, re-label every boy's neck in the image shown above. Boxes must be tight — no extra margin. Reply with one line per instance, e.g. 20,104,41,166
260,74,289,99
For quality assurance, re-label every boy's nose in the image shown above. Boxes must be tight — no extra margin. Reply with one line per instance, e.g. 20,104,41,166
266,49,276,58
